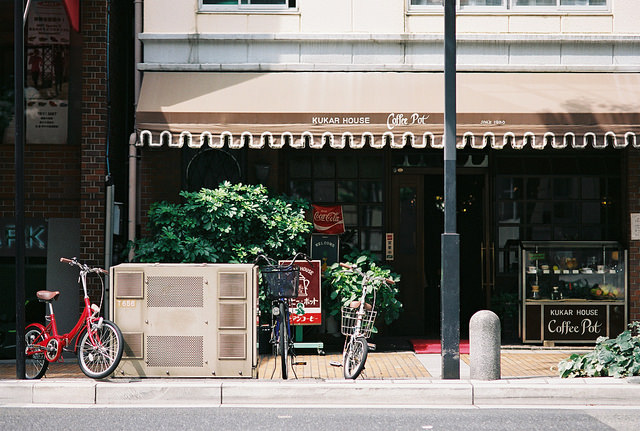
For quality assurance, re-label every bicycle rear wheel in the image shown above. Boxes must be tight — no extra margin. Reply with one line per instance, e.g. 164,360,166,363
343,336,368,379
278,302,289,380
25,326,48,379
78,319,123,379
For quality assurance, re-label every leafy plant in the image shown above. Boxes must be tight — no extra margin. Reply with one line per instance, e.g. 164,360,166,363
558,321,640,378
323,250,402,330
129,182,312,264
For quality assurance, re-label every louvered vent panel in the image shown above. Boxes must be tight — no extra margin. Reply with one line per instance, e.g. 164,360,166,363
115,272,144,298
219,303,246,329
147,276,204,307
218,333,246,359
122,332,144,358
147,335,203,367
219,272,247,298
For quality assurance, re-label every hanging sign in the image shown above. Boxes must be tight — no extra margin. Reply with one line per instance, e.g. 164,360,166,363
312,205,345,234
280,259,322,326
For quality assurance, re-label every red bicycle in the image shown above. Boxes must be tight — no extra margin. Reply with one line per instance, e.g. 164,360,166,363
24,257,123,379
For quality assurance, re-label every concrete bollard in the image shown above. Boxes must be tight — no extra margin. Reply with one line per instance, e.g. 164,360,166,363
469,310,501,380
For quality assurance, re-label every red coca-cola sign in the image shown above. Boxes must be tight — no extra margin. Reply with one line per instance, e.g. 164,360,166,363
312,205,345,234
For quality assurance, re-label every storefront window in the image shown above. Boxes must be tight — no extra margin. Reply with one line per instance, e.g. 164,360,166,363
495,153,621,274
288,152,385,257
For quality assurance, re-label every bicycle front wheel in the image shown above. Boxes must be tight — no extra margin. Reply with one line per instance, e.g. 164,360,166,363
278,302,289,380
25,326,48,379
343,336,368,379
78,319,123,379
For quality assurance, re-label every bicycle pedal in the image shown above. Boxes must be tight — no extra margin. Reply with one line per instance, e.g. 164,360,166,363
292,361,307,366
329,361,343,367
367,343,376,351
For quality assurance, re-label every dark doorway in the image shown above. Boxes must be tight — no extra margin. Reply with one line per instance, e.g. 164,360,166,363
391,172,487,337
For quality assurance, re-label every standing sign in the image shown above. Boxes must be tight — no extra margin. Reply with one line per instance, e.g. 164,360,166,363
310,234,339,272
543,304,607,341
280,259,322,325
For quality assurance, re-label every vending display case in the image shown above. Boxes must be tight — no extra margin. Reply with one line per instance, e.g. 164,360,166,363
521,241,627,344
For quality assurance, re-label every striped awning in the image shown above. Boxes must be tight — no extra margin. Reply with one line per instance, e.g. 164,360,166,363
136,71,640,150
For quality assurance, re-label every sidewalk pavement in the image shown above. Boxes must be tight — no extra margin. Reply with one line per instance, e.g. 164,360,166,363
1,349,640,407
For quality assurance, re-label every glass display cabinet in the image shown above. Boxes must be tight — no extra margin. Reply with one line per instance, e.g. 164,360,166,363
521,241,627,344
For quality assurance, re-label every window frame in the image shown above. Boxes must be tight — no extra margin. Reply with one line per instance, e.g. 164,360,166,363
407,0,610,14
200,0,296,12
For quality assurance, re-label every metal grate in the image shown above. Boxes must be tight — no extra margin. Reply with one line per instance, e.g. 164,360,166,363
218,333,246,360
147,335,203,367
122,332,144,358
147,276,204,308
218,272,247,298
115,272,144,298
218,303,246,329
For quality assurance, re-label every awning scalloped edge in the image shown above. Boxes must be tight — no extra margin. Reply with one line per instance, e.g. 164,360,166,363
137,129,639,150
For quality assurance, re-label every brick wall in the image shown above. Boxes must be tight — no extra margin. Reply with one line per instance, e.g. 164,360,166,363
80,0,107,276
628,149,640,323
0,147,80,219
138,147,183,237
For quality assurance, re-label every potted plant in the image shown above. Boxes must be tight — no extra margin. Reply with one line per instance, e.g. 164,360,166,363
323,250,402,334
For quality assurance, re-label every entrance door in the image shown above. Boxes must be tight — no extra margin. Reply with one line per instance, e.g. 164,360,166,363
391,172,488,337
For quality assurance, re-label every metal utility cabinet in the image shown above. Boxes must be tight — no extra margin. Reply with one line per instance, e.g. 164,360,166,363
521,241,627,344
110,263,258,378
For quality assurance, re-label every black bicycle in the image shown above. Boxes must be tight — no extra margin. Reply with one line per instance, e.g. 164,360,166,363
256,253,309,379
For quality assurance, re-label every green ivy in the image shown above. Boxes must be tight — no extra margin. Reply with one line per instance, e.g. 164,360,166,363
128,182,312,264
323,250,402,331
558,321,640,378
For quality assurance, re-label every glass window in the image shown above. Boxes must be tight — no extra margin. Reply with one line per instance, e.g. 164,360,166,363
313,156,335,178
360,205,383,227
313,181,335,203
287,150,384,256
360,181,383,203
460,0,503,5
203,0,294,7
409,0,608,10
337,181,357,203
513,0,555,5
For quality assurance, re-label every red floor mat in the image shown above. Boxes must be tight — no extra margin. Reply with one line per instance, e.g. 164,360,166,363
410,339,470,354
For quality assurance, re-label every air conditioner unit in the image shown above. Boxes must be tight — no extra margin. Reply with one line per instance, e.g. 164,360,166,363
110,263,258,378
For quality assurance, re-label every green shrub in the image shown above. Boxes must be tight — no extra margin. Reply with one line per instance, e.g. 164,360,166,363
323,250,402,331
558,321,640,378
129,182,312,264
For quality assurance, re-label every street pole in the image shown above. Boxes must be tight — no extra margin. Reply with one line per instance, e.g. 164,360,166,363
441,0,460,379
14,0,26,379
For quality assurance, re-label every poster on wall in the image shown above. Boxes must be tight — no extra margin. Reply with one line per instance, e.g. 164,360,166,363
25,0,70,144
312,204,345,235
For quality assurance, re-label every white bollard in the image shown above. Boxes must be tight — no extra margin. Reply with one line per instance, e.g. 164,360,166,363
469,310,501,380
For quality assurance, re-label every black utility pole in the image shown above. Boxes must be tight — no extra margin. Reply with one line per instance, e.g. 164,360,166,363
14,0,26,379
441,0,460,379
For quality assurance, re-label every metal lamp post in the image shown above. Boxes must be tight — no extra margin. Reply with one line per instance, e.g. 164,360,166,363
441,0,460,379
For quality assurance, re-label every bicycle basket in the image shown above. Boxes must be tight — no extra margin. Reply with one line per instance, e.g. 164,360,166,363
340,305,377,338
261,264,300,298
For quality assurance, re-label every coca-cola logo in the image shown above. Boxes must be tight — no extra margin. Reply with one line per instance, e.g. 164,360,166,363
314,212,341,222
312,205,345,235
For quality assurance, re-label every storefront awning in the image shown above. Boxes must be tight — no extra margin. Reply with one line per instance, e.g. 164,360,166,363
136,72,640,150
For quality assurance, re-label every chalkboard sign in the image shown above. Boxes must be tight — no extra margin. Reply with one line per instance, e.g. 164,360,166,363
310,234,339,272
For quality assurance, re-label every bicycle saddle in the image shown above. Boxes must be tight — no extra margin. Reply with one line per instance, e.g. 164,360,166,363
36,290,60,302
349,300,373,310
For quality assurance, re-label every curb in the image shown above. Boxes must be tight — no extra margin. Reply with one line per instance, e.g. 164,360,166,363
2,378,640,407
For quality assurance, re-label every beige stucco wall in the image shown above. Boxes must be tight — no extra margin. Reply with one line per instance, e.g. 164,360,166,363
142,0,636,36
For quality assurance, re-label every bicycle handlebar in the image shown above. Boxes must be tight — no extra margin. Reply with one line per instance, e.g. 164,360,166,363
339,262,395,285
60,257,108,274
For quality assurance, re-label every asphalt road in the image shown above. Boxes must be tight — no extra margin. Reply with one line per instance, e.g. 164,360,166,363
1,406,638,431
